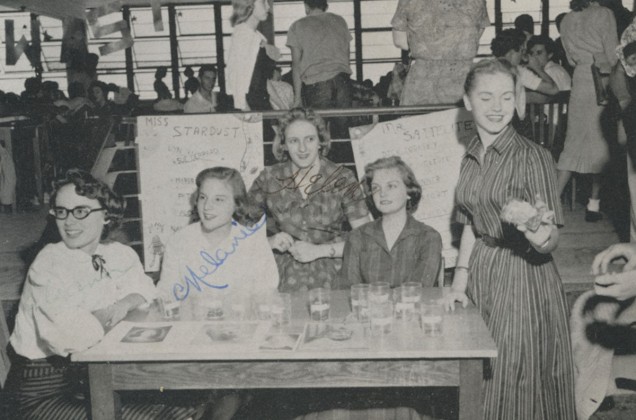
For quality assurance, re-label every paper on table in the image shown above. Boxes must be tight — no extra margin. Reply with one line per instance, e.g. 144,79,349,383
300,322,369,351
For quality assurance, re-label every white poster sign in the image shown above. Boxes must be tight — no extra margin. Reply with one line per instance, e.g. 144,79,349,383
136,113,264,271
350,108,476,266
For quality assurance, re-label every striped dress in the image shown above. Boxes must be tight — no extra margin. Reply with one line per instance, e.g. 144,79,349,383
455,126,575,419
6,356,203,420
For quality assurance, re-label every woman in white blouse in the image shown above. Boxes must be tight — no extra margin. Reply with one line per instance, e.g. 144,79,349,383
7,169,201,419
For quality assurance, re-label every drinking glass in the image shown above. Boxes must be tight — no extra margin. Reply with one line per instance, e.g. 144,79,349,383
158,297,181,321
309,288,331,322
369,282,390,303
369,299,393,335
420,300,443,336
271,293,292,329
351,284,370,323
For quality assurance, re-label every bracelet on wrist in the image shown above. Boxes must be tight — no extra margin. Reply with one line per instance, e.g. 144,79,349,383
328,245,336,258
455,266,469,272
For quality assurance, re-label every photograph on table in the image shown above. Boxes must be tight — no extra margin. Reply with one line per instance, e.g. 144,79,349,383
121,325,172,343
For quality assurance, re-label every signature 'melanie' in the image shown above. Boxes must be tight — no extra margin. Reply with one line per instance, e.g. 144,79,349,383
172,216,266,301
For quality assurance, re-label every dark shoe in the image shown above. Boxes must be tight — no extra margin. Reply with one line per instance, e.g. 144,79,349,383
585,210,602,222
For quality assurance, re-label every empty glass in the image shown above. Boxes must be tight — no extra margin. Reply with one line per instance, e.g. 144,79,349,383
351,284,370,323
158,297,181,320
369,282,390,303
420,300,443,336
271,293,292,329
369,299,393,335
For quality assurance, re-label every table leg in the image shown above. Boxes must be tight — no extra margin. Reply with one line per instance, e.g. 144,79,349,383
459,359,483,420
88,363,122,420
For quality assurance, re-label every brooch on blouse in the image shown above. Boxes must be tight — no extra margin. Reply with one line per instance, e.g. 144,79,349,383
91,254,111,279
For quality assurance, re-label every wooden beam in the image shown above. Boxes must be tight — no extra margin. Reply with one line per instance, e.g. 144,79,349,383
167,5,180,99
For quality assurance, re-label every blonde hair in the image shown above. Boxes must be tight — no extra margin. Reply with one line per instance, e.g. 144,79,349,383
273,108,331,162
230,0,256,26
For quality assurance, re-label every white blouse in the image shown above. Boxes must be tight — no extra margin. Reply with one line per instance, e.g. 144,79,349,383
157,216,279,303
10,241,156,359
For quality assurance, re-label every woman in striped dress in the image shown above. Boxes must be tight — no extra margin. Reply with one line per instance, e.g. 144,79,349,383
7,169,204,420
443,58,575,419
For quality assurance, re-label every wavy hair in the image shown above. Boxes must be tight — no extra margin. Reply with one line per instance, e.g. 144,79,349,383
193,167,263,226
273,107,331,162
490,28,527,58
230,0,256,26
362,156,422,214
464,58,519,95
50,169,125,240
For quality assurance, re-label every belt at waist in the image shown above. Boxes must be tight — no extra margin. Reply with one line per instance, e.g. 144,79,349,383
478,234,526,249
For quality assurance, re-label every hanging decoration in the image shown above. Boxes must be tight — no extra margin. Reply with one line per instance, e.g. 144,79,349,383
85,0,133,56
150,0,164,32
4,20,29,65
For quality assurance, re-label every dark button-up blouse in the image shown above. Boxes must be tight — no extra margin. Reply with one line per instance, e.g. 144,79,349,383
249,157,369,291
341,215,442,288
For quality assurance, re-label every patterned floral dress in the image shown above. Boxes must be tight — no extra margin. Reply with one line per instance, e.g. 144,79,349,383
455,126,575,419
391,0,489,105
249,157,368,291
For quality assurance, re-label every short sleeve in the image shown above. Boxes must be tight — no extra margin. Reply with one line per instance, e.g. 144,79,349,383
248,168,269,210
454,205,473,225
286,21,299,48
339,168,369,222
519,66,542,91
524,146,564,227
391,0,410,31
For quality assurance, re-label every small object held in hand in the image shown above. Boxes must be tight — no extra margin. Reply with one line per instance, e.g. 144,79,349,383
500,198,545,232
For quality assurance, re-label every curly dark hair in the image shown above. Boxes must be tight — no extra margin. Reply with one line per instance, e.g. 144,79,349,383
362,156,422,214
490,28,526,58
570,0,594,12
527,35,556,56
273,107,331,162
50,169,125,240
305,0,328,11
192,167,263,227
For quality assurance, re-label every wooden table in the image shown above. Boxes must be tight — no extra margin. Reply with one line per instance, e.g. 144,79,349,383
72,288,496,420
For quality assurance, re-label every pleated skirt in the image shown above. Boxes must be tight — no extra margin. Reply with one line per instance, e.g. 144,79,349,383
467,241,576,420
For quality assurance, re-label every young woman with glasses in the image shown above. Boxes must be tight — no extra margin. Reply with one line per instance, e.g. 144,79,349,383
7,169,204,419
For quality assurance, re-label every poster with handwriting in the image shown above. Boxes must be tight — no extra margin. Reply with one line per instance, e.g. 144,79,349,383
137,114,264,271
350,108,475,267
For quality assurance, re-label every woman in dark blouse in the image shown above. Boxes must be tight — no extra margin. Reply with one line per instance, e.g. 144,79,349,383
249,108,369,291
341,156,442,287
444,58,575,419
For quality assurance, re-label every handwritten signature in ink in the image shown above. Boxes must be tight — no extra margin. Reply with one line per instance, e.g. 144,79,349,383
172,216,267,301
264,165,366,203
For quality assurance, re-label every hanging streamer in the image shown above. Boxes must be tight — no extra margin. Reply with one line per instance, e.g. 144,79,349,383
150,0,164,32
86,0,133,56
5,20,29,65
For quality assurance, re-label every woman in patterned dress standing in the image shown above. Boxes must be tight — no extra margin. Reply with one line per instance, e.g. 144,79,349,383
443,59,575,419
